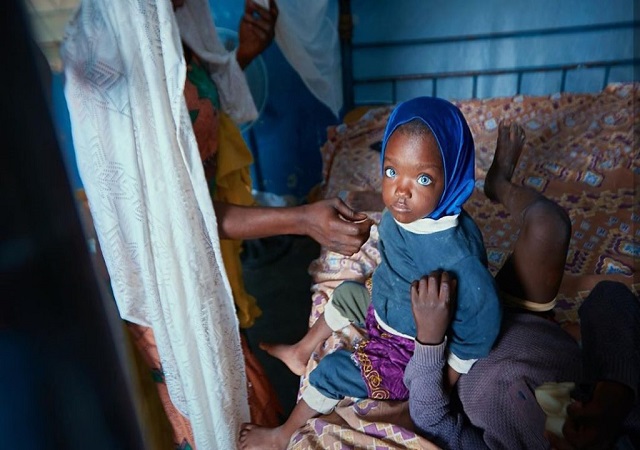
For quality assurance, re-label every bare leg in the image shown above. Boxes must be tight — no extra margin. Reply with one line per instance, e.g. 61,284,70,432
260,314,333,376
238,399,319,450
485,121,571,304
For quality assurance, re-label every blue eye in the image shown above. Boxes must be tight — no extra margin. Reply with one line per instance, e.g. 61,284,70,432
384,167,396,178
417,174,432,186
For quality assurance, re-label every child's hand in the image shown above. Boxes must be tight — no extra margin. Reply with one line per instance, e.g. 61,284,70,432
410,271,456,345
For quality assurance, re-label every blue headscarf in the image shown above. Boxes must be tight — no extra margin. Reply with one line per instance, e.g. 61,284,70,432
381,96,475,220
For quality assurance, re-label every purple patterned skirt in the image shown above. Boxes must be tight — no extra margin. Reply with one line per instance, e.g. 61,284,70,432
353,305,415,400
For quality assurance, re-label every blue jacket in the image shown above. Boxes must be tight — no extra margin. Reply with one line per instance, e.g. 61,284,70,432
372,209,501,361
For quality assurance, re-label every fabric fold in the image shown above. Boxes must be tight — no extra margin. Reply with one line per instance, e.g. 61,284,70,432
61,1,249,448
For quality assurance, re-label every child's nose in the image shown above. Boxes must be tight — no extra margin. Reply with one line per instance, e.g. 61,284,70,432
395,181,411,198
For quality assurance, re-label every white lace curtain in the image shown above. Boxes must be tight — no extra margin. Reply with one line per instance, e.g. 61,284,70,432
62,1,247,448
30,0,342,116
274,0,343,117
61,0,342,448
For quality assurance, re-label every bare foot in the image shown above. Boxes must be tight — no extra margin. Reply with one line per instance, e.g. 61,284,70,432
259,342,309,376
484,121,526,201
238,423,290,450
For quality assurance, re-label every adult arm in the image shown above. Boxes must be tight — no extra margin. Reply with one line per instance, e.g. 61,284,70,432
214,198,372,256
236,0,278,69
404,342,488,450
405,272,488,449
446,257,501,366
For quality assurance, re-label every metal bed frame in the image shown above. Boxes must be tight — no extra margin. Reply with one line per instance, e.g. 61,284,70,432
338,3,638,111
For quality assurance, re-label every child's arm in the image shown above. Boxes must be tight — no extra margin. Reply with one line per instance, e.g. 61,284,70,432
445,257,502,375
405,271,488,449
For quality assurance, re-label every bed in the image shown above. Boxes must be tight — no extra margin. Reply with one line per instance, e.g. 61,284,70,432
289,6,639,447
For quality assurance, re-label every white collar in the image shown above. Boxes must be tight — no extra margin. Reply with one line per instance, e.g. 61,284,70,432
394,213,459,234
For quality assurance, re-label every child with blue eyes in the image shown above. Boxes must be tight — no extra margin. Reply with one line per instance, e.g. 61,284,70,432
239,96,501,450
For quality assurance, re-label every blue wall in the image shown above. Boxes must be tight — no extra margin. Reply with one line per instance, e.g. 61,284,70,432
51,0,637,199
350,0,637,103
243,46,337,203
51,72,82,190
212,1,340,204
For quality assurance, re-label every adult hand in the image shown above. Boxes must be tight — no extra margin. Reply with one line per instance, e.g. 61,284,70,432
301,198,372,256
411,271,456,345
236,0,278,69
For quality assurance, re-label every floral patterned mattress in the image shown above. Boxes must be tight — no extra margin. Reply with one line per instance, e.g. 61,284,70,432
290,83,639,449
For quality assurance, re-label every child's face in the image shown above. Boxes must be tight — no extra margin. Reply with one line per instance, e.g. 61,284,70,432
381,130,445,223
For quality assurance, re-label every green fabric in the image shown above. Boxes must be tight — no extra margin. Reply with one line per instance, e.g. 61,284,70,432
151,368,164,384
186,56,219,193
207,176,217,196
186,59,220,110
331,281,371,325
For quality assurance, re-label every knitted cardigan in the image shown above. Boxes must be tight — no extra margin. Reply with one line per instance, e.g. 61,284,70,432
404,281,640,449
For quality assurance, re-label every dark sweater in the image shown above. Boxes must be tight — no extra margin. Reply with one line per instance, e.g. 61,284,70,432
404,281,640,449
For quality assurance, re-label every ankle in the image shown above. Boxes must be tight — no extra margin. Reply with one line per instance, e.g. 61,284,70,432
485,176,511,203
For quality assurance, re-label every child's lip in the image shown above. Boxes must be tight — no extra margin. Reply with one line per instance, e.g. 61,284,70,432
391,202,411,213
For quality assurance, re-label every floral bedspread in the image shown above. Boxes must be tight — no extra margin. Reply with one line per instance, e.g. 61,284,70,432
291,83,639,448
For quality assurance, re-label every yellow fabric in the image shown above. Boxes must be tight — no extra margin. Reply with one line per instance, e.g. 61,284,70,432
214,112,262,328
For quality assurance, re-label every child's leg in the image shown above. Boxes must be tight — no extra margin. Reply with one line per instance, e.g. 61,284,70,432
238,398,319,450
260,314,332,376
260,281,371,376
239,349,368,450
485,121,571,305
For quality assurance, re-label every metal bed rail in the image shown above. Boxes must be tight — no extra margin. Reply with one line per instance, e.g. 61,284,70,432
355,59,640,103
342,19,639,108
